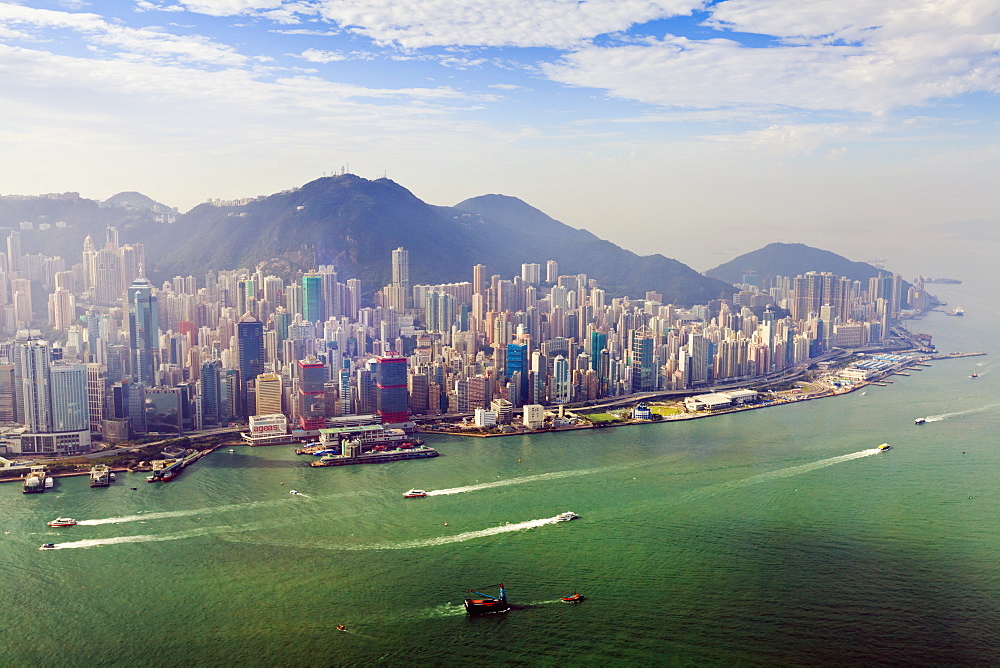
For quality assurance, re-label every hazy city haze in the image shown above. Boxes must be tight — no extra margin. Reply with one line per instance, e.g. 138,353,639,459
1,0,998,267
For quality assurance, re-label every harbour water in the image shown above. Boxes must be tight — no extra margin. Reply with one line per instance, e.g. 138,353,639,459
2,249,998,665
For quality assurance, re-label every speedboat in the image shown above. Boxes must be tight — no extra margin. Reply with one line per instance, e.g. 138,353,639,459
289,490,299,495
336,625,347,632
228,449,235,453
914,417,926,425
970,373,979,378
555,512,580,522
40,543,56,550
878,443,892,452
48,518,77,527
404,489,427,498
561,593,584,603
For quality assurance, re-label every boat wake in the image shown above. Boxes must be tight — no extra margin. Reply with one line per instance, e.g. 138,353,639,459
425,465,630,497
75,493,337,526
346,514,576,550
924,402,1000,423
40,525,249,549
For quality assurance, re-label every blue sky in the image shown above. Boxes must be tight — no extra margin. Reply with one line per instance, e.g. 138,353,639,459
1,0,998,268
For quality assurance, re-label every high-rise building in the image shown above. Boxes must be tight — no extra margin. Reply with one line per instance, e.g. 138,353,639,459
521,263,541,285
236,312,265,414
374,352,409,424
302,273,323,323
254,372,283,416
126,276,159,386
13,332,50,431
545,260,559,284
296,356,326,430
199,360,224,428
50,362,89,432
6,231,21,273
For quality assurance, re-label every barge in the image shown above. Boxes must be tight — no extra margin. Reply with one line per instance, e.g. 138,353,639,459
310,441,439,467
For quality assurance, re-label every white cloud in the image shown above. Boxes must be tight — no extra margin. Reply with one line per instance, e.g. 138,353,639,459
544,0,1000,116
0,4,249,66
295,47,345,62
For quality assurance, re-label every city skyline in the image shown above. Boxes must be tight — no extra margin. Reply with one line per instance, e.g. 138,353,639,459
1,1,997,270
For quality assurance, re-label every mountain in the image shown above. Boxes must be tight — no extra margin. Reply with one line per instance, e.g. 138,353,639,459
0,193,161,262
146,175,735,304
704,242,893,286
103,191,172,211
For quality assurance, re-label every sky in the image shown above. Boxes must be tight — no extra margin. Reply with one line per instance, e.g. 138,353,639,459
1,0,998,270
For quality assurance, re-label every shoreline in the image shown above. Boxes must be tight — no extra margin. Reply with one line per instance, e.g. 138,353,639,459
421,349,987,438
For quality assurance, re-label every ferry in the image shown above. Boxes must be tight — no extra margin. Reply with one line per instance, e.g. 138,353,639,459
404,489,427,498
90,464,111,487
23,466,47,494
464,583,509,615
555,512,580,522
877,443,892,452
48,518,77,527
310,441,439,467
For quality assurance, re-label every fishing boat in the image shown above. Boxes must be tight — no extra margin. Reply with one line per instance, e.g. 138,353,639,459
403,489,427,498
48,518,77,527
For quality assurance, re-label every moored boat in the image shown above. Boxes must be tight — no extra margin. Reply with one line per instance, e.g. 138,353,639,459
90,464,111,487
48,518,77,527
23,466,47,494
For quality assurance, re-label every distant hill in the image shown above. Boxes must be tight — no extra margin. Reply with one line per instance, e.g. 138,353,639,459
705,242,893,286
103,191,172,211
146,175,735,304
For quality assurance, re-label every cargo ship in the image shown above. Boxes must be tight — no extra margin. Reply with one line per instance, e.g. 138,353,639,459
90,464,111,487
464,583,509,615
23,465,47,494
310,440,438,467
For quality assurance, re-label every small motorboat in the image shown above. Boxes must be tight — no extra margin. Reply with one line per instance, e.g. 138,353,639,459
878,443,892,452
336,625,347,632
555,512,579,522
970,373,979,378
289,490,299,495
914,417,926,425
130,487,138,490
48,518,77,527
109,472,117,481
561,593,584,603
229,449,235,453
404,489,427,498
40,543,56,550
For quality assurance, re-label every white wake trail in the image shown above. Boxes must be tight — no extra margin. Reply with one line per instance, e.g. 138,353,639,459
425,465,628,496
925,402,1000,423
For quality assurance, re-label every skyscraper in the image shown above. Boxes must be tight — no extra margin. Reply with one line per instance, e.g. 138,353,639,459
254,372,283,416
50,362,89,432
301,272,323,323
374,352,409,424
126,276,159,386
389,247,410,309
13,332,51,431
296,356,326,430
236,312,265,415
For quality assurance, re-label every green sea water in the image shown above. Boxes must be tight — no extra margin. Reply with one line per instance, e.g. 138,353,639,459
2,265,998,665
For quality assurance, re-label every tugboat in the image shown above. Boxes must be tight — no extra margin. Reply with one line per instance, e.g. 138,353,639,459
403,489,427,498
561,593,584,603
464,583,510,615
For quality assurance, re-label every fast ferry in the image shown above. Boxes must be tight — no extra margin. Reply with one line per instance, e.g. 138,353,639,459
48,518,77,527
403,489,427,498
555,512,580,522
